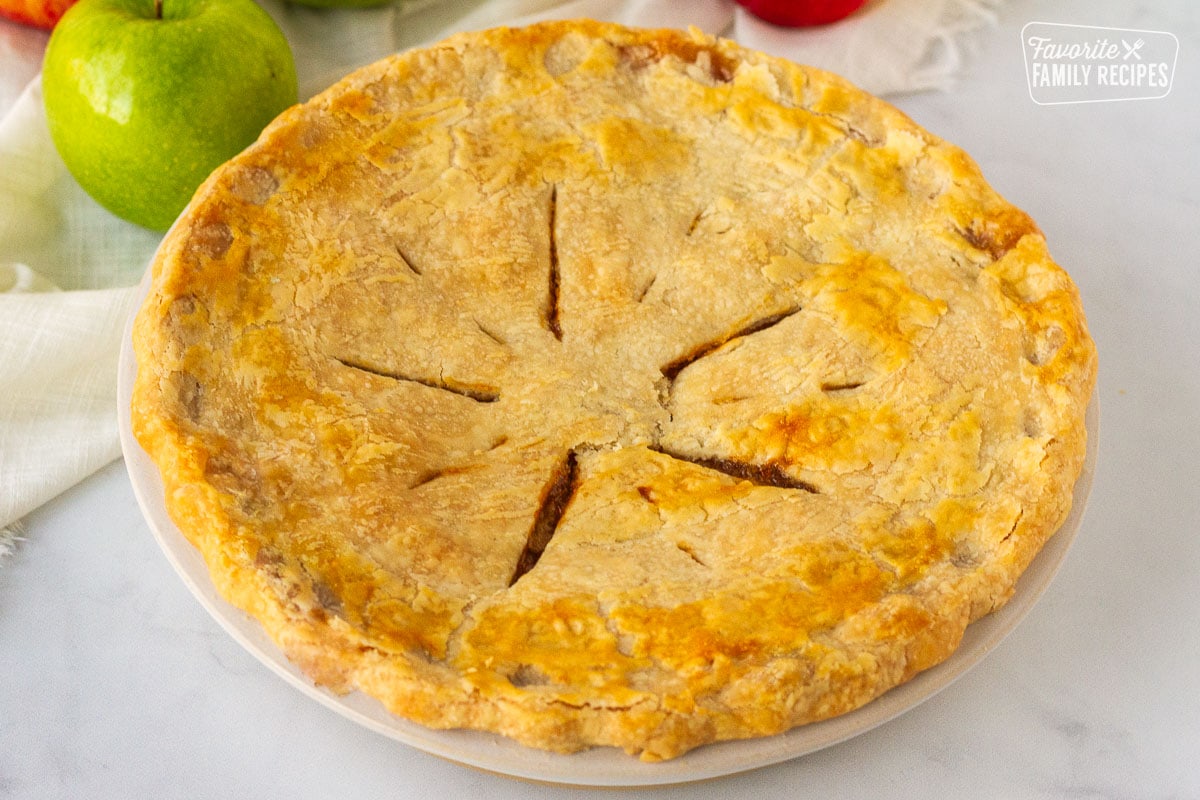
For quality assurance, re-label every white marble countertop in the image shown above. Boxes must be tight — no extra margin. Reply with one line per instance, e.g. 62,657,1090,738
3,0,1199,797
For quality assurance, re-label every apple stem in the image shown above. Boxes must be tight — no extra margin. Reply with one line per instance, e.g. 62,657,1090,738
154,0,162,18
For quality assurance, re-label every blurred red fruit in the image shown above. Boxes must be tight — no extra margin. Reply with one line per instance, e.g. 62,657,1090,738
737,0,870,27
0,0,78,28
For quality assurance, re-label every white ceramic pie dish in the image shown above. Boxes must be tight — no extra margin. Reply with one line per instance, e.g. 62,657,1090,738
117,262,1097,787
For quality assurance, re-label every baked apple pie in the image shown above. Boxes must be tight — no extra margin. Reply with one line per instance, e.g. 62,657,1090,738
131,20,1097,760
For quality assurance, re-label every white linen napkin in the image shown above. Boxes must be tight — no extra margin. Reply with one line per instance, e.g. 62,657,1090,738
734,0,1004,95
0,0,1003,547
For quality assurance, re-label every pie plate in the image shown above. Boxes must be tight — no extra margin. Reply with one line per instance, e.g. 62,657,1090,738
118,262,1097,787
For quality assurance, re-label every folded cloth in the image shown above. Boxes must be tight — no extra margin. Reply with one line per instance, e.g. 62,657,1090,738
0,286,139,529
0,0,1001,541
733,0,1004,95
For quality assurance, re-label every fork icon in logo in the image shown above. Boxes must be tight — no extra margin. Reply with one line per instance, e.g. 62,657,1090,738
1122,38,1145,60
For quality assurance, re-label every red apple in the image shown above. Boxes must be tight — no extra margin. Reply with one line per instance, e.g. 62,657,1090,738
737,0,869,27
0,0,78,28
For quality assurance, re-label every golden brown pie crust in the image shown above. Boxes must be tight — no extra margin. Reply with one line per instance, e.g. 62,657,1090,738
131,20,1097,760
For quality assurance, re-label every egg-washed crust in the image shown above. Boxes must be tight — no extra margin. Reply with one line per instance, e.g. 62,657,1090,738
131,20,1096,760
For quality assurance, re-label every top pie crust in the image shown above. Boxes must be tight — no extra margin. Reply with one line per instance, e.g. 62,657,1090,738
131,20,1097,760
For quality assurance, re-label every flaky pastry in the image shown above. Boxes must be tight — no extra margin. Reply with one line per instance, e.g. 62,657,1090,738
132,20,1097,760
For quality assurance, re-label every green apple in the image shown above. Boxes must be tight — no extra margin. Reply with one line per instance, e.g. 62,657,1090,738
42,0,297,231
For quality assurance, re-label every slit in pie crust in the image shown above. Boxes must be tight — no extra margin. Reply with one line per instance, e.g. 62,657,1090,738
131,20,1097,761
